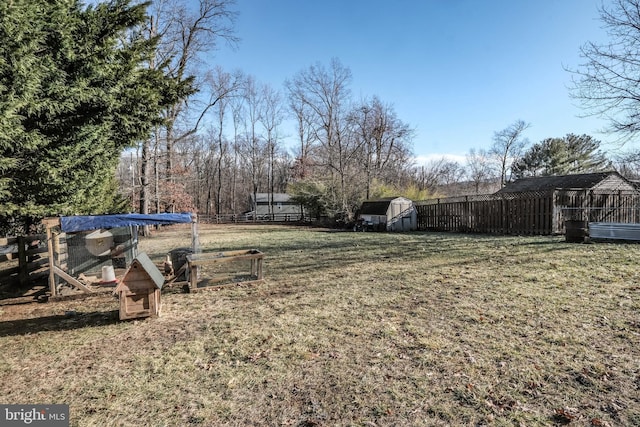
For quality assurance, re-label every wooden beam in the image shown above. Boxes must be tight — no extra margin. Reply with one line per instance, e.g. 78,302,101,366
53,266,93,293
46,224,56,296
42,217,61,228
189,278,265,293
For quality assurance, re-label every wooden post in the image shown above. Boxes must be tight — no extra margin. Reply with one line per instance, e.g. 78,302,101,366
46,222,57,296
256,257,263,280
191,213,200,254
586,189,591,222
190,213,200,288
189,261,197,290
18,236,28,287
552,190,559,234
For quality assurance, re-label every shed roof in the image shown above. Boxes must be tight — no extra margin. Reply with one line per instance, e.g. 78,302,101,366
360,200,392,215
124,252,164,290
496,172,630,193
359,197,412,215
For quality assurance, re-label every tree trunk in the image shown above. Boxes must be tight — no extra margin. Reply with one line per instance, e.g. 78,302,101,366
139,139,150,236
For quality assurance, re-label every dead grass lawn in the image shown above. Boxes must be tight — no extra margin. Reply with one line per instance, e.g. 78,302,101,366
1,224,639,426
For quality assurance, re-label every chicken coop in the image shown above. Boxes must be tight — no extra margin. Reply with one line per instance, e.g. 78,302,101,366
43,213,198,298
114,252,164,320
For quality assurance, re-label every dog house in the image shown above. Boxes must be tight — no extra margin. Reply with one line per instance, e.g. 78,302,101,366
114,252,164,320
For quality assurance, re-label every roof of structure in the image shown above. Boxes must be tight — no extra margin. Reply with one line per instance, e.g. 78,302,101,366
359,197,411,215
251,193,293,203
360,200,392,215
496,172,630,193
124,252,164,290
60,213,193,233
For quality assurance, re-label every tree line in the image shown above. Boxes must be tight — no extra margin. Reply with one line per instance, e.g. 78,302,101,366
119,57,419,222
113,0,640,224
4,0,640,234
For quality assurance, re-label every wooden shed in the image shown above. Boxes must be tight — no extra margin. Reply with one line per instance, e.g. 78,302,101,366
357,197,417,231
114,252,164,320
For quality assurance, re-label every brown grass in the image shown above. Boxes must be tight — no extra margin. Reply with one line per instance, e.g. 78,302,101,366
1,224,639,426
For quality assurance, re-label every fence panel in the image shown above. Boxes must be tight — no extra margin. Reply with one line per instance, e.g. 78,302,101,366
199,213,312,224
0,235,48,287
415,190,629,235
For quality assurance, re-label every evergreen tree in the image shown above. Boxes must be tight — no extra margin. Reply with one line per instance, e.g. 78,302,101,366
0,0,182,233
511,134,611,179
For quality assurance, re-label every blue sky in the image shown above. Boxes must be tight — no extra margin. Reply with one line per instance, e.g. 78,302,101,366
209,0,618,164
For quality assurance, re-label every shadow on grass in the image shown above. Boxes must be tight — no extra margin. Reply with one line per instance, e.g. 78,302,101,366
0,310,119,337
193,229,576,281
0,282,48,303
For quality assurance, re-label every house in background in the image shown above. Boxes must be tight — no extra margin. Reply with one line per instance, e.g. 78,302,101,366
247,193,304,221
357,197,417,232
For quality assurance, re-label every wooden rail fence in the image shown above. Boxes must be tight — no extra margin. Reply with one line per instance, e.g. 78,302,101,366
198,213,312,224
0,235,48,287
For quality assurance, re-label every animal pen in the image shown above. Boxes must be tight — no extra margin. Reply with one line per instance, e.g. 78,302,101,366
186,249,264,292
416,189,640,235
42,213,198,298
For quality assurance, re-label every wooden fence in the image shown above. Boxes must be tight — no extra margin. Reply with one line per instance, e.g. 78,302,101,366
416,189,640,235
199,213,312,224
0,235,48,287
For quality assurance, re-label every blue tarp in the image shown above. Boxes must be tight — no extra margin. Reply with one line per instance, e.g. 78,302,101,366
60,213,194,233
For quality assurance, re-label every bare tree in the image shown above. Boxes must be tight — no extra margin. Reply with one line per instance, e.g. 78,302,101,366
237,75,268,215
288,87,316,179
230,94,245,214
202,67,243,215
259,83,285,217
438,160,465,187
569,0,640,141
349,96,414,199
612,149,640,179
285,59,353,216
490,120,530,188
414,157,464,194
466,148,495,194
137,0,237,222
156,0,238,179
